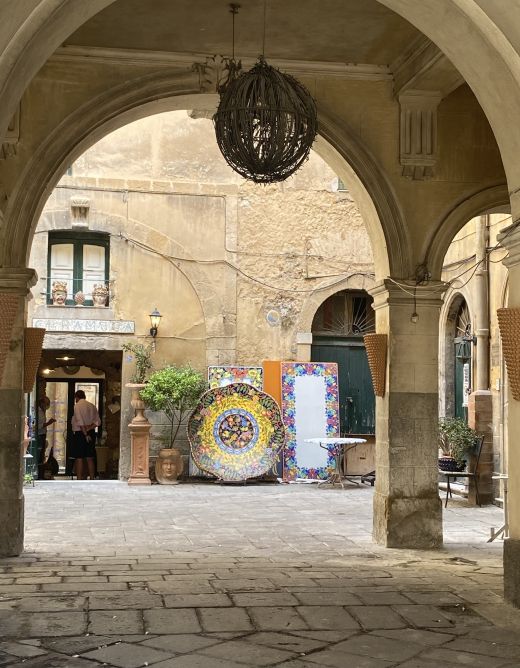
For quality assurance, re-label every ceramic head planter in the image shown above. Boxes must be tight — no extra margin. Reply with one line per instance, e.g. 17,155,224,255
51,281,68,306
155,447,184,484
92,283,109,307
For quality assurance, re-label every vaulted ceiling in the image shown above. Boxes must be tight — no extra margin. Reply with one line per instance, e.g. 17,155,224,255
66,0,423,66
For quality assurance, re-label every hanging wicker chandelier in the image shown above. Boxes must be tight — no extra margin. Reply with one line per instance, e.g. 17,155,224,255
213,5,318,184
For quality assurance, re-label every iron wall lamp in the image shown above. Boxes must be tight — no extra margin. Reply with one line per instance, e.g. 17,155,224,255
149,308,162,338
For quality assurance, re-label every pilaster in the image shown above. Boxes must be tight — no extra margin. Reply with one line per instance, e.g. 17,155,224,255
0,268,37,557
369,279,447,549
398,91,441,180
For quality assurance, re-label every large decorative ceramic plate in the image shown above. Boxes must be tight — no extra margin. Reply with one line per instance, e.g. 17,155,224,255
188,383,285,481
208,366,263,391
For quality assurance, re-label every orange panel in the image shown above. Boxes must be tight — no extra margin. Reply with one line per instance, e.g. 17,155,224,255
262,360,282,406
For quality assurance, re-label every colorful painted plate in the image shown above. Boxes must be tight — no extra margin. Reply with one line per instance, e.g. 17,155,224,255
188,383,285,481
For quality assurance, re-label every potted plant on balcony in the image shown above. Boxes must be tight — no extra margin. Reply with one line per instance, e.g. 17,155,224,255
438,417,478,472
123,342,153,423
140,365,206,484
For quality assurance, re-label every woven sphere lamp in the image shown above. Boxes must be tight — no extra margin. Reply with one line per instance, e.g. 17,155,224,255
214,57,318,184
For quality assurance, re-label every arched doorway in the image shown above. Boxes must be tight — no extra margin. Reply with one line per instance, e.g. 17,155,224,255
453,300,474,421
311,290,375,437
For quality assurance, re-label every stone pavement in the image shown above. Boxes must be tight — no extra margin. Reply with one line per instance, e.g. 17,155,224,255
0,481,519,667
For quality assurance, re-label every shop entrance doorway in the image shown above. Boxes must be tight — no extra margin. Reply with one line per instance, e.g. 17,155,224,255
40,379,103,477
35,349,122,479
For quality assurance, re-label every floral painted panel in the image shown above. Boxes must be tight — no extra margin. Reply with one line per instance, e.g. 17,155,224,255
208,366,263,391
188,383,285,481
281,362,340,479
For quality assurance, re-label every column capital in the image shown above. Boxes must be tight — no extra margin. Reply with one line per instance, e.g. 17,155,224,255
369,278,449,311
0,268,37,295
498,221,520,269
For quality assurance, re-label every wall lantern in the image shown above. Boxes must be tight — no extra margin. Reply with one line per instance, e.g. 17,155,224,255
149,308,162,338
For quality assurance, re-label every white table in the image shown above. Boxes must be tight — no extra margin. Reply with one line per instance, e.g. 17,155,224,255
305,437,367,488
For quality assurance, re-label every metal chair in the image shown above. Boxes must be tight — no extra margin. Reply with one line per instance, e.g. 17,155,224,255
440,435,484,508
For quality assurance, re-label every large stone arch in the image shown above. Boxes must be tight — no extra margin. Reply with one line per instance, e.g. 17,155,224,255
425,184,511,278
3,1,520,207
2,71,402,282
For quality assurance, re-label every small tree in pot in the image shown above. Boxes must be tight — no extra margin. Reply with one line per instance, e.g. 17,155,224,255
438,417,479,471
140,365,207,483
122,342,153,384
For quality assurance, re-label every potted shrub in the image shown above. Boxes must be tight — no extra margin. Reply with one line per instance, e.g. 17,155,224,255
123,342,153,423
140,365,207,483
438,417,478,471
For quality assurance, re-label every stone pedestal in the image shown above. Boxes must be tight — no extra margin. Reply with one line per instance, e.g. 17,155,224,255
126,382,151,485
369,280,446,549
128,421,152,485
0,268,37,557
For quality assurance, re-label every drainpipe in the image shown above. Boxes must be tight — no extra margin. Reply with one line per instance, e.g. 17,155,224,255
475,214,490,391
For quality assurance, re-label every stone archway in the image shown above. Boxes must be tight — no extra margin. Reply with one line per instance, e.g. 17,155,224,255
2,77,400,284
3,1,520,205
425,185,510,279
439,290,473,419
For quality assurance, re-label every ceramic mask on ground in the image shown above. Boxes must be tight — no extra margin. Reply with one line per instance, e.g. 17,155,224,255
155,448,183,484
187,383,285,481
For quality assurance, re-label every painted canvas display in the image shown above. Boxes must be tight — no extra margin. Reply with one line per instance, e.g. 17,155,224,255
188,383,285,481
281,362,340,479
208,366,263,390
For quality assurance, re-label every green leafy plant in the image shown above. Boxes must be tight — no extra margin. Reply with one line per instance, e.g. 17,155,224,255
23,473,34,485
122,342,153,384
140,365,207,448
439,417,479,465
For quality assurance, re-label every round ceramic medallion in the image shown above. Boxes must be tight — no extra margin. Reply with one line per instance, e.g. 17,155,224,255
188,383,285,481
214,409,259,453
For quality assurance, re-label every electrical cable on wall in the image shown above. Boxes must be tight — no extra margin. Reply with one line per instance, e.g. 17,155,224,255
118,232,375,295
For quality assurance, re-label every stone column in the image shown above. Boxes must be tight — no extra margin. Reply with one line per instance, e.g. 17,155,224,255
468,215,493,503
497,222,520,606
369,280,446,549
0,268,37,557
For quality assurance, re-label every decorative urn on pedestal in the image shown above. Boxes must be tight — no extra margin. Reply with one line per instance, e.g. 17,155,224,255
123,342,154,485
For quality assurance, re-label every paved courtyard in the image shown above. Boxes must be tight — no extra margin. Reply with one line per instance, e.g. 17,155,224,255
0,481,519,667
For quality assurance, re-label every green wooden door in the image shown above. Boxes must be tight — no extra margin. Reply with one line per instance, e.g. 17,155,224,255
311,339,375,435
